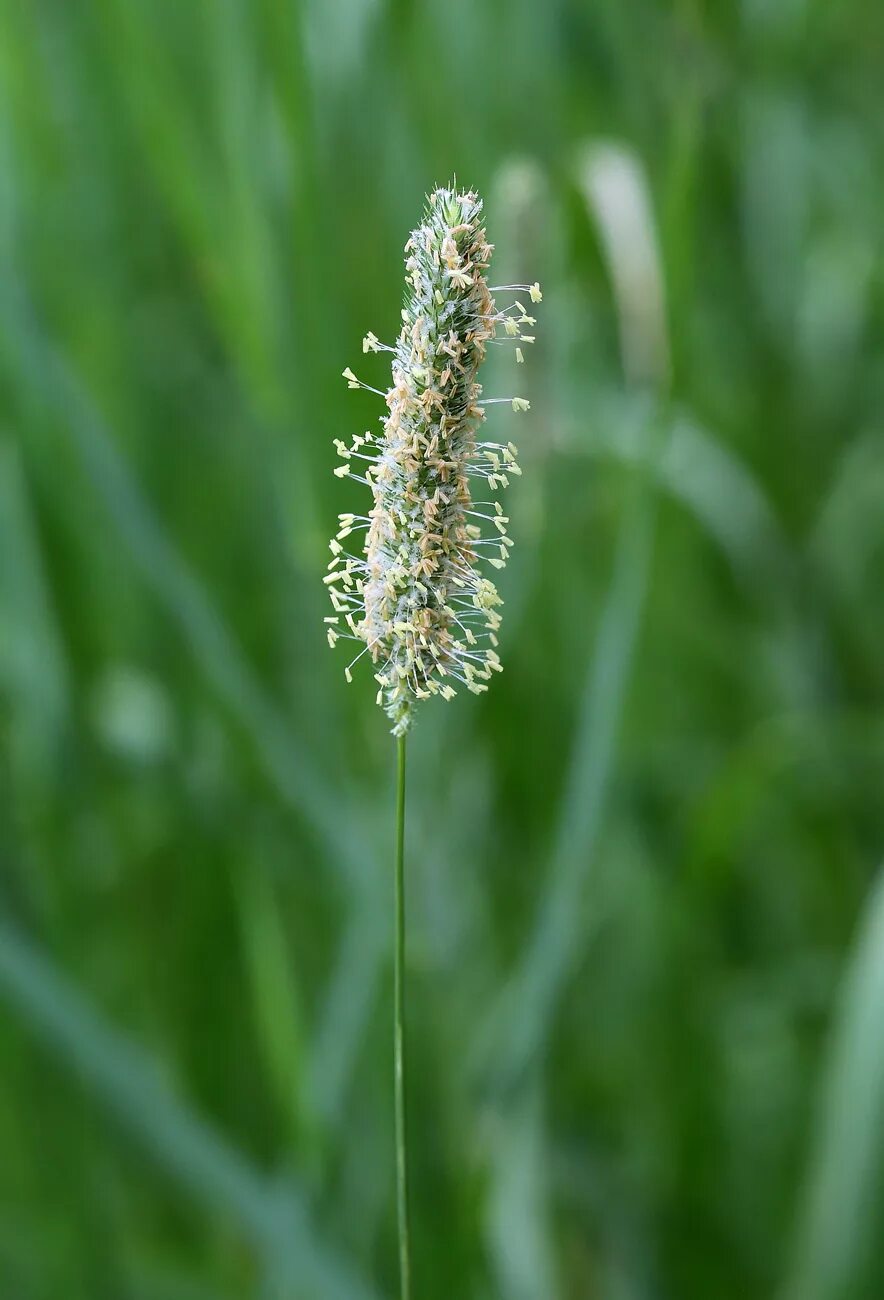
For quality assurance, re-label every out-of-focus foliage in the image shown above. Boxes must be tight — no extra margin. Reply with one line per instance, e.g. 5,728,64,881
1,2,883,1298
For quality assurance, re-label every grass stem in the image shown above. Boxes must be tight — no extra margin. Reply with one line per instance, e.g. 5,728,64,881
394,732,411,1300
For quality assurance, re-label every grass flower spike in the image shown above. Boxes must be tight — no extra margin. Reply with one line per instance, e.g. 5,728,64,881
326,183,541,735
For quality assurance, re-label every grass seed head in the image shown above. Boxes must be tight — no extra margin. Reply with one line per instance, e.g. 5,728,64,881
327,183,540,734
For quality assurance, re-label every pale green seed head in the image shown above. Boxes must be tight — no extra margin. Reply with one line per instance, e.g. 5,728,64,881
327,184,540,734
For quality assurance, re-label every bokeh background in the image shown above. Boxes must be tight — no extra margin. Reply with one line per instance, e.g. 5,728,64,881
2,2,884,1298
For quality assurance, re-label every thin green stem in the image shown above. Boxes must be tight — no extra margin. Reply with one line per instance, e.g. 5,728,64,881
394,732,411,1300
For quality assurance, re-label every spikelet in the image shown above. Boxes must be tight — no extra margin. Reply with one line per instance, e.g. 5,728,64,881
326,183,542,735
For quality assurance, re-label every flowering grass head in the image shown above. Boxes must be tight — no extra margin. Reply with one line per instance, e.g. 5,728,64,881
325,184,541,735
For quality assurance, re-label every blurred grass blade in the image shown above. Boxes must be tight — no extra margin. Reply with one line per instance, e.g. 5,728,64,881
487,158,559,632
233,860,318,1160
811,427,884,601
0,288,366,883
485,1081,556,1300
0,437,69,749
577,141,670,388
484,475,655,1086
660,412,788,584
0,917,376,1300
308,882,388,1124
782,868,884,1300
568,396,790,587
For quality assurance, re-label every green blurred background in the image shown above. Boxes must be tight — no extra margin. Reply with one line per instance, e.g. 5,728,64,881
1,1,883,1297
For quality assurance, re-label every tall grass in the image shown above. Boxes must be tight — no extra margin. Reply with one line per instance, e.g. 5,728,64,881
1,2,883,1298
